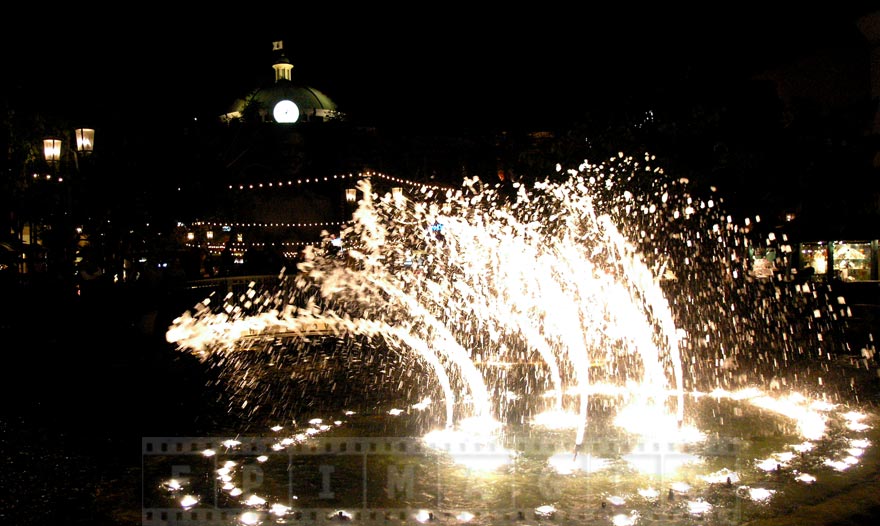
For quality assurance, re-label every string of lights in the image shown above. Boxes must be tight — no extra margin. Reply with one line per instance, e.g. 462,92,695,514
191,220,347,228
183,170,456,257
227,170,456,192
187,241,318,251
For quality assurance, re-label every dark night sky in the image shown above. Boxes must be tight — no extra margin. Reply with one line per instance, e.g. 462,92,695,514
3,4,876,133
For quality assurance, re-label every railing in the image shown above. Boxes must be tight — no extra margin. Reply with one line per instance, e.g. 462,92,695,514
183,274,280,298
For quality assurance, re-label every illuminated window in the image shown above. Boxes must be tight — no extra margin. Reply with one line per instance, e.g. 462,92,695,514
800,242,827,276
832,241,873,282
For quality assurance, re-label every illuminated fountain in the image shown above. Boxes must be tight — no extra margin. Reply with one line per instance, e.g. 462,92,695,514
162,154,878,524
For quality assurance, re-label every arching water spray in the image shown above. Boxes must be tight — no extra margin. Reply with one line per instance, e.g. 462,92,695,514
168,155,803,446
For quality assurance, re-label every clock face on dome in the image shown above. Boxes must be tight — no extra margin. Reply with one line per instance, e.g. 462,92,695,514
273,99,300,123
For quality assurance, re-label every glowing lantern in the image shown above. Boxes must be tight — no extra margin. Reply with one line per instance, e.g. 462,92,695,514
43,138,62,163
75,128,95,153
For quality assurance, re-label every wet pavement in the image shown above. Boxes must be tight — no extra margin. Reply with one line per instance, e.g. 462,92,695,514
0,278,232,525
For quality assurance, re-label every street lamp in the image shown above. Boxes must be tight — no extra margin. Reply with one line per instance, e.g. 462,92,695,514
44,127,95,164
34,127,96,277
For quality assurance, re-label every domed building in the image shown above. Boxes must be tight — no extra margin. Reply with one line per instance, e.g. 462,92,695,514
181,41,408,275
213,41,359,181
221,42,343,125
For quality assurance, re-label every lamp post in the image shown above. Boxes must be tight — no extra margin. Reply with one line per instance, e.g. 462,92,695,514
40,126,95,194
29,127,96,279
45,127,94,165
